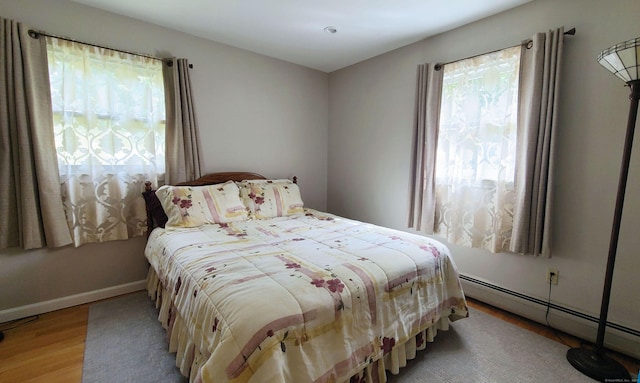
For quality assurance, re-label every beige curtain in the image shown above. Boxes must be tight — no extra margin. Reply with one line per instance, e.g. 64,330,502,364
510,27,565,256
408,63,443,233
164,58,202,184
0,18,72,250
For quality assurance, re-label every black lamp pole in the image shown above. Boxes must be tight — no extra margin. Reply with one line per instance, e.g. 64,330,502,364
566,80,639,382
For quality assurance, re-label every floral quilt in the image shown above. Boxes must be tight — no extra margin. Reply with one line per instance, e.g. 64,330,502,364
145,209,468,383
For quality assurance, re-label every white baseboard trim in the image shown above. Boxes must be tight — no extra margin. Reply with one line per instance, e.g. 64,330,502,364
461,278,640,361
0,280,147,324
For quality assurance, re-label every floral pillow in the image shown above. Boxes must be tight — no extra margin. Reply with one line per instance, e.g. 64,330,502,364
238,179,304,219
156,181,248,228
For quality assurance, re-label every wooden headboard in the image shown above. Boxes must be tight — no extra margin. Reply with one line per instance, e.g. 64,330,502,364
143,172,297,236
176,171,267,186
144,171,268,193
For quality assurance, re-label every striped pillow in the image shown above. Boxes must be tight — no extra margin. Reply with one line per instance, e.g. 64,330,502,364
238,179,304,219
156,181,247,228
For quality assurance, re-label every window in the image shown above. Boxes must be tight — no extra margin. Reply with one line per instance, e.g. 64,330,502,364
434,46,521,252
411,28,563,256
46,37,166,246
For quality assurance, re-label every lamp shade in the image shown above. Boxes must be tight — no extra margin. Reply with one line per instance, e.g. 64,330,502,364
597,37,640,83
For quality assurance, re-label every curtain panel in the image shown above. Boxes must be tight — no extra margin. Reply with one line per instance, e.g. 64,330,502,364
46,37,166,247
510,27,565,257
408,63,443,233
433,47,521,253
163,58,202,185
409,27,565,256
0,18,72,250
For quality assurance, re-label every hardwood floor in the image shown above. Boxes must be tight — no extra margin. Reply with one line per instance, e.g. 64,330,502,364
0,295,638,382
0,303,88,382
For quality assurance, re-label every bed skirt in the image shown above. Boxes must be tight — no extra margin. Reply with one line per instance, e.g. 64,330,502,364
146,267,453,383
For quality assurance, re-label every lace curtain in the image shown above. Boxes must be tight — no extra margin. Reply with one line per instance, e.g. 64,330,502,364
434,46,521,252
46,37,166,247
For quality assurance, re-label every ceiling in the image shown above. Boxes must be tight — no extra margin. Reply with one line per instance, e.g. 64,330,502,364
71,0,531,73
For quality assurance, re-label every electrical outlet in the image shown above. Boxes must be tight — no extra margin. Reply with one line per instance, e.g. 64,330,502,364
546,268,559,285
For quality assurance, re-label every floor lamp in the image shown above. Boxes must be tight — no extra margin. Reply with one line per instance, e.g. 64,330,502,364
566,37,640,382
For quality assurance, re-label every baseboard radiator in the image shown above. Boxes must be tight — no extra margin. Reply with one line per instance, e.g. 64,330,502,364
461,274,640,360
460,274,640,338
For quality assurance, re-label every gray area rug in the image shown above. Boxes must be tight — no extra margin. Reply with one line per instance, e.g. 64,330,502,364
82,291,187,383
387,307,591,383
83,292,591,382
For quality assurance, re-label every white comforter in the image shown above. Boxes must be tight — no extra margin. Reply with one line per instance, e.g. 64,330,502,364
145,209,468,383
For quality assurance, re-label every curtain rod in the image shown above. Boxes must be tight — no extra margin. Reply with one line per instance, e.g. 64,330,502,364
27,29,193,68
435,27,575,71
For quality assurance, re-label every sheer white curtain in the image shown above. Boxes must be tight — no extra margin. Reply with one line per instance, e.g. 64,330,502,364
434,46,521,252
46,37,166,246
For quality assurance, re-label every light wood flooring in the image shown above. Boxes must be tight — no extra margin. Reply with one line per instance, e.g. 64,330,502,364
0,295,638,382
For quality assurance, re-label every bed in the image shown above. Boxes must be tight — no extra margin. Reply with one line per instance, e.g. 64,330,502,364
143,172,468,383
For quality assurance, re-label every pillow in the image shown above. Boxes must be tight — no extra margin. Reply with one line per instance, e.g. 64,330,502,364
142,189,168,228
238,179,304,219
156,181,248,228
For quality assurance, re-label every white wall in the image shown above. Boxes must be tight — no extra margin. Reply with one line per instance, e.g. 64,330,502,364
328,0,640,355
0,0,328,313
